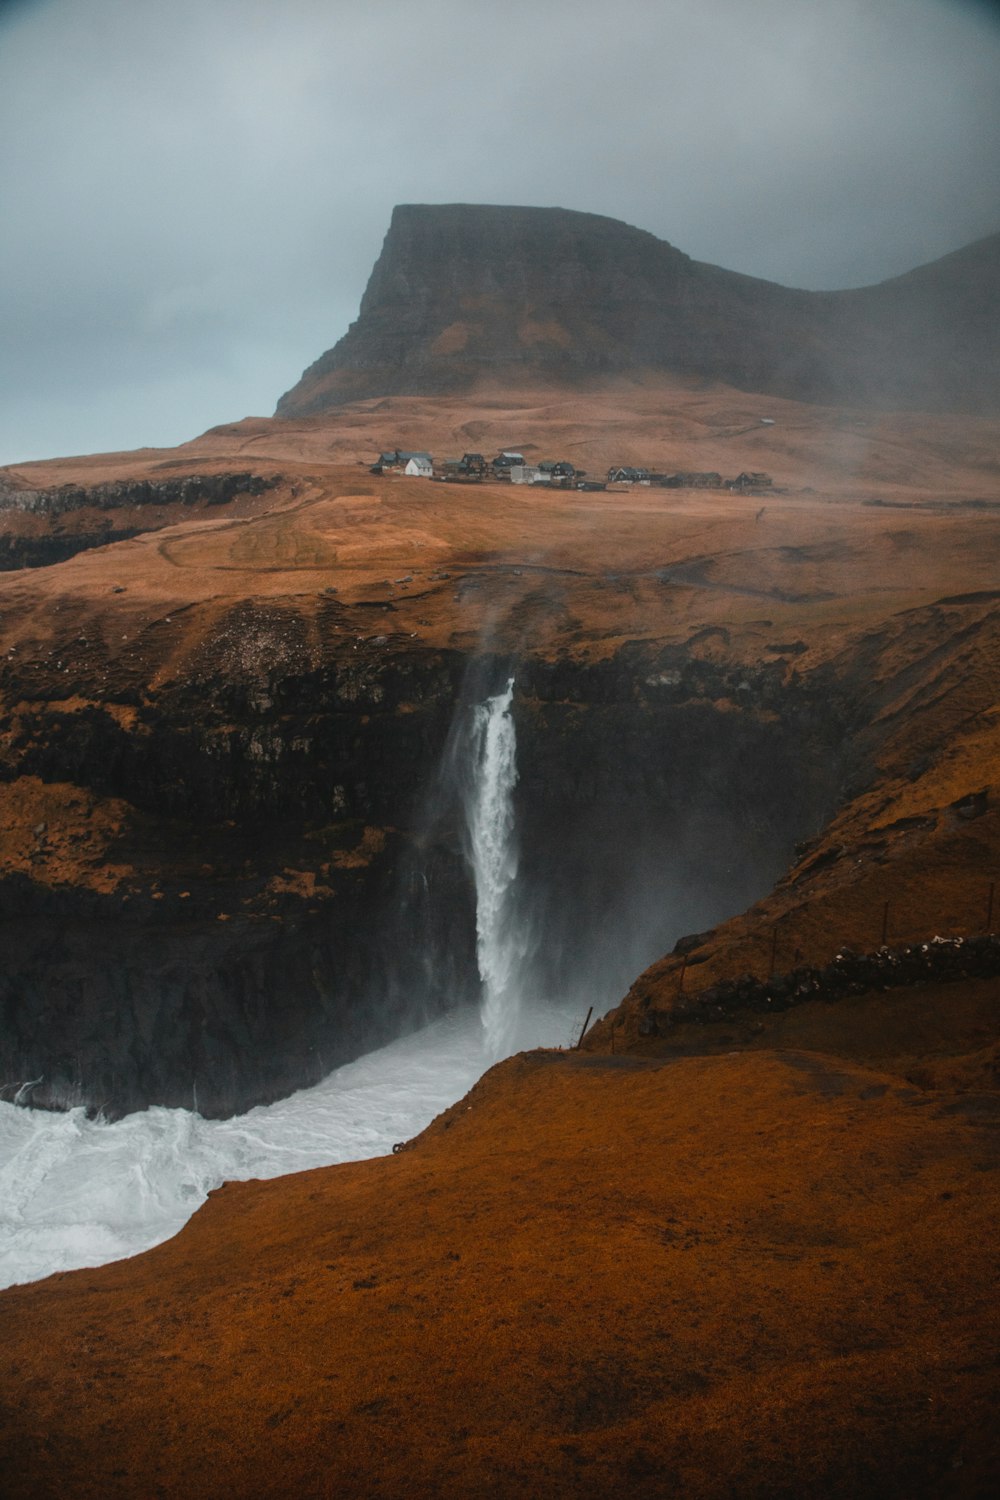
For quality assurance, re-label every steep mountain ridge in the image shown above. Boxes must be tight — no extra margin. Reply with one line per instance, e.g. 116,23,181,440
277,204,1000,417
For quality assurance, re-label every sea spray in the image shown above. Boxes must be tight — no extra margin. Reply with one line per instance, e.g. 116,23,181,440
465,678,525,1059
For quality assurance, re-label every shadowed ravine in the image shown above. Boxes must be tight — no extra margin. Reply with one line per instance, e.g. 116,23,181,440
0,644,845,1119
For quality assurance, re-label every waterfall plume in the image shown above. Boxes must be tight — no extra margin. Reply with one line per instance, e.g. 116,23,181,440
465,679,525,1059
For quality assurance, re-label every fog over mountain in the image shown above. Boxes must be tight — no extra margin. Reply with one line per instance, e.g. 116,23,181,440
2,0,999,463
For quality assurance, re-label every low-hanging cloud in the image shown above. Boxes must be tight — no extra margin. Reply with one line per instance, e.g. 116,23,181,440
1,0,998,463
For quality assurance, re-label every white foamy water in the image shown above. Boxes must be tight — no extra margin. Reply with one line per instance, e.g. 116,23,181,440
0,999,581,1291
466,678,527,1059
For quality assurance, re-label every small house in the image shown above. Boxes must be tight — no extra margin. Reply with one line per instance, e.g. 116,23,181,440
538,460,577,485
492,451,525,474
370,449,434,476
371,450,401,473
729,471,774,492
403,453,433,478
660,472,722,489
606,466,650,485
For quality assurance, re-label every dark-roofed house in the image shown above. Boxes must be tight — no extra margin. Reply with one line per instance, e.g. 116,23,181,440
538,461,577,482
492,451,525,475
371,450,401,473
607,466,650,484
729,471,774,492
370,449,433,475
660,472,722,489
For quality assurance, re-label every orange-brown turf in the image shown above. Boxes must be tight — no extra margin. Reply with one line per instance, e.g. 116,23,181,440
1,1040,997,1498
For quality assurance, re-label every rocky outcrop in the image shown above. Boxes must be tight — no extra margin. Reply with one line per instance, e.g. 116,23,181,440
0,472,278,570
0,472,275,519
277,204,1000,416
0,638,847,1117
3,414,996,1119
0,642,475,1116
638,934,1000,1036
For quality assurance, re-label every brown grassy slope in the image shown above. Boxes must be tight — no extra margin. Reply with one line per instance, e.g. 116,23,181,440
3,380,999,669
193,380,1000,495
12,375,995,494
0,1044,997,1499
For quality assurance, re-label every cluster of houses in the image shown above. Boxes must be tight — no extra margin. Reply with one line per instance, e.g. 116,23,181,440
370,449,774,494
370,449,576,483
602,465,773,495
606,468,775,493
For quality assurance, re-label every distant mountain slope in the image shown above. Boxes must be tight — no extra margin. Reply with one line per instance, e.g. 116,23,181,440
276,204,1000,417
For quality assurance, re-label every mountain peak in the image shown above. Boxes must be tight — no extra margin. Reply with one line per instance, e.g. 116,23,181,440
276,205,1000,417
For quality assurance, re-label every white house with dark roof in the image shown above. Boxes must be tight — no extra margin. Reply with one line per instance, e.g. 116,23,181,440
403,453,433,477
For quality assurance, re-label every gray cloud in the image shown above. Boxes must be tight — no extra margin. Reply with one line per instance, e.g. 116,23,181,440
2,0,998,463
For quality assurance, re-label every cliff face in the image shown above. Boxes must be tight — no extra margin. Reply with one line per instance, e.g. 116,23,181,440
276,204,1000,416
0,471,279,571
0,637,844,1118
0,645,478,1117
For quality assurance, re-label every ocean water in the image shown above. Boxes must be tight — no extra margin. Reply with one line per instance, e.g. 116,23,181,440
0,999,583,1291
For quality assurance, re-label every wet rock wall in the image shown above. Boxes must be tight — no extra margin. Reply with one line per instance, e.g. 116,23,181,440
0,642,852,1116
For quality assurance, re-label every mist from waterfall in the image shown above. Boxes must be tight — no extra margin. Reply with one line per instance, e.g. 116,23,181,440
0,658,826,1289
464,678,526,1060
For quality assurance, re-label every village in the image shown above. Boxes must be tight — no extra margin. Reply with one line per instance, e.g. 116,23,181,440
370,447,776,494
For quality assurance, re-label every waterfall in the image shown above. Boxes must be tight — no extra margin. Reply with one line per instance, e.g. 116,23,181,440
466,678,524,1059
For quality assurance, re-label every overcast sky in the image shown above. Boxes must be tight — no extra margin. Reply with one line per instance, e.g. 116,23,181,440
2,0,998,466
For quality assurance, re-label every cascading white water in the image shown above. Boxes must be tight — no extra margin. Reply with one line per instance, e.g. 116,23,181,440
465,678,526,1059
0,995,582,1290
0,675,597,1289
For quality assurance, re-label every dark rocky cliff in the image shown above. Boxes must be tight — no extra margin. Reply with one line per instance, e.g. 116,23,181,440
277,204,1000,416
0,472,278,570
0,636,846,1118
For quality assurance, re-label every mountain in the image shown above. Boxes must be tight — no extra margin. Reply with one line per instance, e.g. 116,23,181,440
276,204,1000,417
